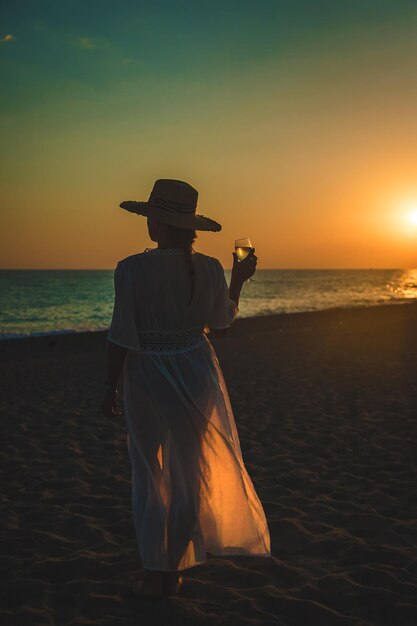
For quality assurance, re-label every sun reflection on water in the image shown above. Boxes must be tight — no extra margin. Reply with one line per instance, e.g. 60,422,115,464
386,269,417,300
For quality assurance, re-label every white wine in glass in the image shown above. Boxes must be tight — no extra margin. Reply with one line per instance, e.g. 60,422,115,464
234,237,255,282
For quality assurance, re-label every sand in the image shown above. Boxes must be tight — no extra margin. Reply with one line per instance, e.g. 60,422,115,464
1,302,417,626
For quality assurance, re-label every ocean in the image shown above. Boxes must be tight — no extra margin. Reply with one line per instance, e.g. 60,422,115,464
1,268,416,340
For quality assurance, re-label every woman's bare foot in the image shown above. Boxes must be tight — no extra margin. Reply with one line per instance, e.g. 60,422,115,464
132,570,185,597
162,571,185,596
132,570,165,598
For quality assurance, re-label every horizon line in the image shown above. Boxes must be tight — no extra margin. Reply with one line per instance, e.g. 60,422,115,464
0,267,415,271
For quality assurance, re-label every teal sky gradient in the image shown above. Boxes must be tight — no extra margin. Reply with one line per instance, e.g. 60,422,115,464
1,1,417,268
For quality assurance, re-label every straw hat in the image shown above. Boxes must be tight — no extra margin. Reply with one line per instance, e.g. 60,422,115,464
119,179,221,232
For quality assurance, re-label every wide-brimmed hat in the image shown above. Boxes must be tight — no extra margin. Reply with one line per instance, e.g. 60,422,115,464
119,179,221,232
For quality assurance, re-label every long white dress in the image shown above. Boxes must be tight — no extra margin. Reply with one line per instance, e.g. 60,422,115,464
108,247,271,571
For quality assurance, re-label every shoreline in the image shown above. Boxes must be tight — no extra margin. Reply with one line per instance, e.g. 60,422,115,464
1,299,417,352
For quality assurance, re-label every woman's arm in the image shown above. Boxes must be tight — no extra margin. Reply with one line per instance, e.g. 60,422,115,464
209,275,244,337
105,340,128,388
229,272,245,309
210,249,257,337
101,340,128,417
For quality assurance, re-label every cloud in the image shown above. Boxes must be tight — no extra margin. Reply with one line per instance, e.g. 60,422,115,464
74,36,109,50
0,34,15,44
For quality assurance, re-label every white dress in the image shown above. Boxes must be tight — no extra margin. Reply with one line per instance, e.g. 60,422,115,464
108,247,271,571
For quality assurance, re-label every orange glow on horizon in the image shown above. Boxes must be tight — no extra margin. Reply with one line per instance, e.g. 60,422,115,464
1,9,416,271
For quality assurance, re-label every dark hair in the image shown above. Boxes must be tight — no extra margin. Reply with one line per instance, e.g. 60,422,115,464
163,223,197,304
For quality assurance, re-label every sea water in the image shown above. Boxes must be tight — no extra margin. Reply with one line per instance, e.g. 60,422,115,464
1,268,416,339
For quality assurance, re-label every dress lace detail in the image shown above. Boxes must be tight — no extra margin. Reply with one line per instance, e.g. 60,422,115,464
137,328,207,353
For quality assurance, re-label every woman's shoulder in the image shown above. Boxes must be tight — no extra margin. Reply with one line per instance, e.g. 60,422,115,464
116,251,148,268
193,251,222,266
116,250,224,271
193,252,225,274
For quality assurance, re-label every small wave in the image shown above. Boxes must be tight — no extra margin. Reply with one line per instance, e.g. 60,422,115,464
0,327,108,341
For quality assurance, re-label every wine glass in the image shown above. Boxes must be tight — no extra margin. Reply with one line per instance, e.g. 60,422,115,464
234,237,255,283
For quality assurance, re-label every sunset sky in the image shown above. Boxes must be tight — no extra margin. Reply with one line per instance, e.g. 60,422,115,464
1,1,416,269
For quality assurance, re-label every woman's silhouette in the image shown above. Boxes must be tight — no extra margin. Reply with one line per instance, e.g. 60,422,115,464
101,179,271,597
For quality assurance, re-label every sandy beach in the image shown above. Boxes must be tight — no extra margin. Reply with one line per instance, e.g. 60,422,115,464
1,302,417,626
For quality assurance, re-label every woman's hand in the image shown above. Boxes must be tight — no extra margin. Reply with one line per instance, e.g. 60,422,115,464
231,247,257,283
100,387,123,417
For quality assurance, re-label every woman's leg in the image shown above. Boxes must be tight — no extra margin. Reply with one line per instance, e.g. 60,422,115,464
166,389,214,570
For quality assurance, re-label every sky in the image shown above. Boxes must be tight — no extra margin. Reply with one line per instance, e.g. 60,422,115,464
1,0,417,269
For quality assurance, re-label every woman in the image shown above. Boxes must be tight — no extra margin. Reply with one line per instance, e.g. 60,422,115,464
101,179,271,597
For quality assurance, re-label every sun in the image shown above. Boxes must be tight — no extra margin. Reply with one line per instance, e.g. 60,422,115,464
409,209,417,226
400,199,417,232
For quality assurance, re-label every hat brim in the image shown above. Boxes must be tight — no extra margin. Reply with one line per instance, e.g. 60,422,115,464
119,201,222,232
